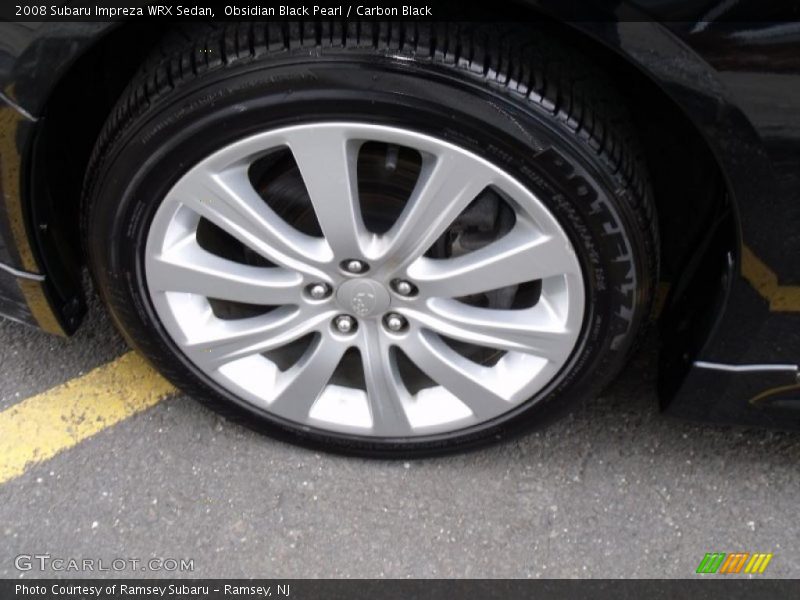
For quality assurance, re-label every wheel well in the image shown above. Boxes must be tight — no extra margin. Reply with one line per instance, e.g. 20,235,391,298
536,22,736,397
28,22,172,331
34,18,734,340
540,23,733,289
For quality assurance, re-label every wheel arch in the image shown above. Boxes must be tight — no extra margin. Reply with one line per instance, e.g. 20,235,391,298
14,21,171,333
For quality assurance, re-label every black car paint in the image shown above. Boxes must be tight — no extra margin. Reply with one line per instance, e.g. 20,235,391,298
0,1,799,428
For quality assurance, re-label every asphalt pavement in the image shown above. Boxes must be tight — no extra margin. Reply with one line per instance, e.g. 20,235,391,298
1,289,799,579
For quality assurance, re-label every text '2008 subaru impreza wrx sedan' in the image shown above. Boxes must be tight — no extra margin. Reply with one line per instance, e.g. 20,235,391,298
2,3,800,455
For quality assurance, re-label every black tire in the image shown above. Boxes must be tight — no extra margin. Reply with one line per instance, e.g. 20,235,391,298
83,21,658,457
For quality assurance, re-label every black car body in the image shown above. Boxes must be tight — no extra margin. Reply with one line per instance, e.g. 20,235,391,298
1,1,800,432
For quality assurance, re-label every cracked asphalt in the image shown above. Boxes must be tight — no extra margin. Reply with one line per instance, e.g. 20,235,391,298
1,290,799,579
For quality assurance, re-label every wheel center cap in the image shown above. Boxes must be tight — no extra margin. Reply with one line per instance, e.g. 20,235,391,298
336,278,391,318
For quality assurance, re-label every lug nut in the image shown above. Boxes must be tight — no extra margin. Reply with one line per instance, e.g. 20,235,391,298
384,313,407,332
393,280,416,296
344,259,366,274
307,283,331,300
334,315,357,334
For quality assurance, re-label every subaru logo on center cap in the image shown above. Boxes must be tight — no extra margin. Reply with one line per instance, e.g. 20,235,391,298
336,279,391,318
351,288,376,316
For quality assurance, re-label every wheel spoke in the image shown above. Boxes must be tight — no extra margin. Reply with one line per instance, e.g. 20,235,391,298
359,323,413,436
408,227,578,298
377,153,494,267
402,329,513,418
408,299,574,361
268,336,347,421
149,239,304,305
184,307,334,371
285,127,370,258
175,167,330,276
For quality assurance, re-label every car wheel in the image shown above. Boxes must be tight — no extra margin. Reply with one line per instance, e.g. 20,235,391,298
83,22,657,456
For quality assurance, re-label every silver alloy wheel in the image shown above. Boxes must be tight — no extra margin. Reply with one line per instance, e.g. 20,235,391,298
145,123,585,437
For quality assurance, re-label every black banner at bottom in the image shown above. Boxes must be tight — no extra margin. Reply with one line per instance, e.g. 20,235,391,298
2,579,799,600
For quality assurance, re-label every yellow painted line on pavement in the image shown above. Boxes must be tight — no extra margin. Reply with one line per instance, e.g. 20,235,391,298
741,245,800,312
0,352,175,484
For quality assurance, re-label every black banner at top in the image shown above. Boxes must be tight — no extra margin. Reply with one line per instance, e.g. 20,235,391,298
2,0,800,22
